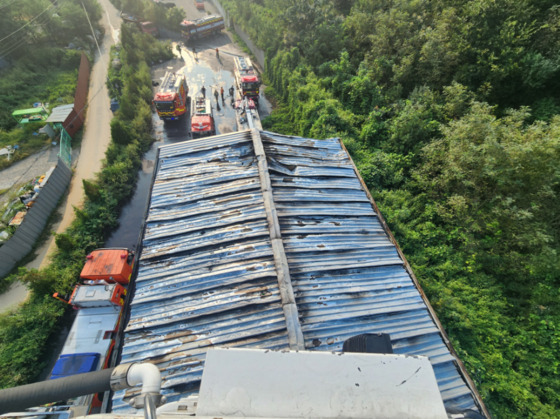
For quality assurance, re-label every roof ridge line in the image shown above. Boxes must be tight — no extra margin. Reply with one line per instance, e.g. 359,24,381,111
250,129,305,350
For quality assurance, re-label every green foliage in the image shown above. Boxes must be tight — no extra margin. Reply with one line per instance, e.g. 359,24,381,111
0,295,65,387
261,87,298,134
54,233,77,253
0,124,51,171
416,106,560,301
0,274,15,295
220,0,560,416
531,97,560,122
111,119,134,145
384,87,443,157
83,179,101,202
344,0,560,109
351,146,411,191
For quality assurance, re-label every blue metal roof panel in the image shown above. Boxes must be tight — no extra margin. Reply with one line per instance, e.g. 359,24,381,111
113,132,292,410
259,130,480,413
112,130,484,415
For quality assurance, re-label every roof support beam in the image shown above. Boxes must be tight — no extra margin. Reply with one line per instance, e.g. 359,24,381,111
251,129,305,350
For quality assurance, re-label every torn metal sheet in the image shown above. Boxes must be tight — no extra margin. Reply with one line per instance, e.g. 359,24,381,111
112,130,485,416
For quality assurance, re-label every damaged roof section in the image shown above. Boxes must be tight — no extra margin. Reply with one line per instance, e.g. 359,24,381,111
113,131,292,410
259,131,481,412
113,129,485,416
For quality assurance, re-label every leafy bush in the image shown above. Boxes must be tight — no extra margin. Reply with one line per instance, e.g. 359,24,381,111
221,0,560,416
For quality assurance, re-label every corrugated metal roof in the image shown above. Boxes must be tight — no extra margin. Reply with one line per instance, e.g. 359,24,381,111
45,104,74,123
112,129,485,416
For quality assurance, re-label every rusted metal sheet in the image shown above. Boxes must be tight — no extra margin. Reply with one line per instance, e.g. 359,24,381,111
113,130,484,415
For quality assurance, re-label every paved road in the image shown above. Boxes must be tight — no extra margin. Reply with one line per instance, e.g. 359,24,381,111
0,0,120,313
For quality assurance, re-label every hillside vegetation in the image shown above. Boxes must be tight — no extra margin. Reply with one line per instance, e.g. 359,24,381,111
221,0,560,416
0,0,102,170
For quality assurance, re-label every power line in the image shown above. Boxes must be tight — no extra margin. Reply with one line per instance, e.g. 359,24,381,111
81,1,102,62
0,4,59,59
0,3,55,44
0,11,55,57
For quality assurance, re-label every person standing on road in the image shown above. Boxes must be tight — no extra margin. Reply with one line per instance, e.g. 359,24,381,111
214,89,219,102
201,85,206,97
229,86,234,97
220,86,224,101
215,48,219,58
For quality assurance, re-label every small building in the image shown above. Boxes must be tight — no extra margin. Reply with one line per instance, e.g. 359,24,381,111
45,104,75,139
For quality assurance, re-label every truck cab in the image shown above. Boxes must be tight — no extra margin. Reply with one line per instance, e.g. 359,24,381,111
190,96,215,138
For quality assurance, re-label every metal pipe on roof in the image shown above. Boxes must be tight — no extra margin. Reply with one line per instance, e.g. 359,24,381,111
0,368,114,414
0,363,163,415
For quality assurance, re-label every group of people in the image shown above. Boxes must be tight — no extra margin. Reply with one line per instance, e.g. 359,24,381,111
200,85,236,104
194,48,237,103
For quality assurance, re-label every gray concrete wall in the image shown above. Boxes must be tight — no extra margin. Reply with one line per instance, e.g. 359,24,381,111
0,158,72,277
210,0,265,69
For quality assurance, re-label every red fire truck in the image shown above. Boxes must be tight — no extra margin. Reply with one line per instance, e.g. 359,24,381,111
190,96,215,138
153,72,189,121
234,56,260,105
180,15,224,42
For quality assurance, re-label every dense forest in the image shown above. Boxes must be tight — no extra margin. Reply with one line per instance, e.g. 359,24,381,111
220,0,560,417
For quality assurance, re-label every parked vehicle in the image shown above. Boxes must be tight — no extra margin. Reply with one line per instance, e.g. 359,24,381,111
234,56,261,105
152,72,189,121
138,21,158,37
120,12,159,36
49,248,135,416
180,15,224,42
190,96,215,138
195,0,205,10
